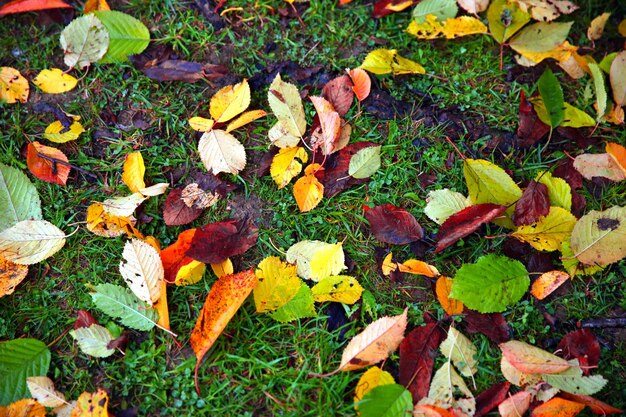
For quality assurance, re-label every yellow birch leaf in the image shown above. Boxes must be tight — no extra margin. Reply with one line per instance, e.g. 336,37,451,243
0,220,66,265
122,151,146,193
188,116,215,132
435,276,464,315
391,54,425,75
209,79,251,123
293,168,324,213
0,67,29,104
102,193,147,217
311,275,363,304
359,49,425,75
530,270,570,300
86,202,142,238
83,0,110,13
338,308,407,371
381,252,397,276
268,73,306,138
286,240,346,281
406,14,443,40
0,255,28,298
270,146,308,189
354,367,395,409
226,109,266,132
43,119,84,143
511,206,577,251
253,256,301,312
210,258,233,278
119,238,164,306
71,389,109,417
175,260,206,285
33,68,77,94
441,16,488,39
587,12,610,42
398,259,439,277
0,399,45,417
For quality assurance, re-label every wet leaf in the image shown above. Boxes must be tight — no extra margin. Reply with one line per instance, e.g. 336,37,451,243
0,220,66,265
365,204,423,245
0,67,29,104
570,206,626,266
186,218,258,264
32,68,77,94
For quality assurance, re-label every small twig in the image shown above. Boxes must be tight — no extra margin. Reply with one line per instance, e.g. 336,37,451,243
445,136,466,160
581,317,626,328
35,151,100,180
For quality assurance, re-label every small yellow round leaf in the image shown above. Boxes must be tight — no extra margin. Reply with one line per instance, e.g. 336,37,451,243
33,68,78,94
0,66,29,103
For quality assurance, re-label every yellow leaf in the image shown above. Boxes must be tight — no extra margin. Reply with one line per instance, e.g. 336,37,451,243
311,275,363,304
139,183,168,197
174,259,206,285
0,255,28,298
210,79,251,123
253,256,301,312
71,389,109,417
511,206,577,251
198,129,246,175
122,151,146,193
441,16,487,39
0,67,29,104
359,49,425,75
43,119,84,143
0,399,45,417
530,270,570,300
101,192,147,217
226,109,266,132
619,18,626,37
119,238,164,306
381,252,396,276
154,279,170,330
531,97,596,128
210,258,233,278
338,308,407,371
407,15,443,40
268,73,306,138
398,259,439,277
353,367,395,409
188,116,215,132
435,276,464,315
535,171,571,211
513,41,576,66
270,146,308,189
440,327,477,377
0,220,66,265
33,68,77,94
85,202,142,239
587,12,610,42
286,240,346,281
293,169,324,212
83,0,110,13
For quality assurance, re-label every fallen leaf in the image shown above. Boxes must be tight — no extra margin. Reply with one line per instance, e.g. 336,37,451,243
60,14,109,69
26,376,66,408
210,79,251,123
0,0,71,15
85,202,141,238
587,12,610,42
180,183,219,209
610,51,626,107
509,22,573,65
0,163,42,232
346,68,371,102
531,397,585,417
440,327,477,377
514,0,578,22
512,206,577,252
422,362,476,415
531,270,570,300
188,116,215,132
0,220,66,265
225,109,266,132
186,218,258,264
348,146,381,179
101,193,147,217
310,96,341,155
412,0,457,23
198,129,246,175
498,391,531,417
589,63,607,120
573,153,626,182
293,164,324,212
543,364,607,395
270,146,308,189
487,0,530,43
0,67,29,104
122,151,146,193
133,58,228,83
407,15,487,39
475,381,510,417
253,256,301,313
26,142,70,186
311,275,363,304
83,0,110,13
210,258,233,278
513,180,550,226
372,0,415,18
536,171,572,211
163,188,203,226
314,141,374,197
191,270,257,388
43,119,85,143
500,340,570,374
32,68,77,94
457,0,488,13
286,240,346,281
354,367,395,409
321,75,354,117
268,73,306,139
119,238,163,306
70,324,115,358
557,329,600,376
517,90,551,147
365,204,423,245
463,309,512,343
269,281,316,322
435,276,464,315
558,392,623,414
74,310,98,329
570,206,626,266
358,384,412,417
424,189,471,225
338,308,407,371
71,389,109,417
0,399,45,417
398,259,439,277
90,283,159,331
606,142,626,176
359,49,425,75
0,256,28,298
92,10,149,64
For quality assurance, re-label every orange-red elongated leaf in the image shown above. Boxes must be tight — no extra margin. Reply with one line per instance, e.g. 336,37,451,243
531,270,570,300
531,397,585,417
435,204,507,253
346,68,371,102
606,142,626,176
26,142,70,185
160,228,198,284
0,0,71,15
500,340,570,374
558,392,623,414
191,269,257,390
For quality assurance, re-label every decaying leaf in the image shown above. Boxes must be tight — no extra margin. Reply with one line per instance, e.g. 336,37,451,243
186,218,258,264
71,389,109,417
0,220,66,265
500,340,570,374
26,376,66,408
530,270,570,300
440,327,477,377
268,73,306,140
531,397,585,417
119,238,164,306
570,206,626,266
365,204,423,245
513,0,578,22
0,256,28,298
407,14,487,40
311,275,363,304
511,206,577,252
163,188,203,226
321,75,353,118
60,14,110,69
86,202,141,238
574,153,626,182
0,67,29,104
101,193,147,217
181,183,219,209
0,399,45,417
498,391,531,417
43,118,85,143
421,362,476,416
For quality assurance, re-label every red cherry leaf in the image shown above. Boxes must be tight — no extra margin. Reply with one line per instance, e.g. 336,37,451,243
399,323,446,402
163,188,203,226
365,204,424,245
556,329,600,375
161,229,197,284
322,75,354,117
463,309,512,344
435,204,507,253
26,142,71,186
517,90,550,148
475,381,511,417
314,141,374,197
74,310,98,329
512,180,550,226
186,218,258,264
553,160,583,190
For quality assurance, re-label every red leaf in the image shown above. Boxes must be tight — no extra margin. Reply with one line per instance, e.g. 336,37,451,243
558,393,623,415
314,141,374,197
26,142,70,185
463,309,512,343
161,228,197,284
346,68,371,102
435,204,507,253
186,218,258,264
554,160,583,190
372,0,414,18
163,188,203,226
517,90,550,148
399,323,446,402
512,180,550,226
0,0,71,15
365,204,423,245
556,329,600,375
74,310,98,329
475,382,511,417
322,75,354,117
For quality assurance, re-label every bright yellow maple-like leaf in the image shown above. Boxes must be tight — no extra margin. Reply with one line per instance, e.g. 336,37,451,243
311,275,363,304
122,151,146,193
43,117,85,143
271,146,308,189
33,68,77,94
353,367,395,409
0,66,29,104
188,116,215,132
286,240,346,281
71,389,109,417
359,49,425,75
511,206,577,251
253,256,302,313
210,79,251,123
293,164,324,212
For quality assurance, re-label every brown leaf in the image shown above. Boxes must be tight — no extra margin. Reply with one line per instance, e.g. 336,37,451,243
74,310,98,329
557,329,600,376
435,204,507,253
513,180,550,226
463,309,512,343
554,160,583,189
365,204,423,245
186,218,258,264
138,60,228,82
163,188,203,226
322,75,354,117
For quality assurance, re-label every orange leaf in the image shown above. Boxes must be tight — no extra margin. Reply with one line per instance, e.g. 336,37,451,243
381,252,397,275
83,0,109,13
398,259,439,277
531,270,570,300
0,0,71,15
190,269,257,390
606,142,626,176
531,397,585,417
85,202,143,239
71,389,109,417
0,255,28,298
559,393,623,414
0,399,45,417
26,142,70,185
435,276,464,315
414,405,457,417
346,68,371,102
154,275,170,331
160,229,198,284
293,167,324,212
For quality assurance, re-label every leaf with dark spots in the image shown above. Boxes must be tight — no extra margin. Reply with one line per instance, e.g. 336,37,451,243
365,204,424,245
597,218,620,231
475,381,510,417
322,75,354,117
314,141,375,197
74,310,98,329
435,204,507,253
194,172,238,196
516,90,550,147
163,188,203,226
398,323,446,402
186,218,258,264
557,329,600,375
513,180,550,226
463,309,512,344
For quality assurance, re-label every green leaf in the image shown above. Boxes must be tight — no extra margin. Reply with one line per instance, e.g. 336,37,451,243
0,163,42,232
90,283,158,331
0,339,50,406
543,364,607,395
531,98,595,128
70,324,115,358
538,67,564,128
509,22,572,55
536,171,571,211
270,282,316,322
358,384,413,417
589,63,607,120
560,240,603,277
570,206,626,266
412,0,457,23
598,52,617,73
349,146,381,179
451,254,529,313
311,275,363,304
93,11,149,63
424,189,470,225
487,0,530,43
60,14,109,69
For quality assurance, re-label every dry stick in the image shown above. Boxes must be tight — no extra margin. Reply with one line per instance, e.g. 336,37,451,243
581,318,626,328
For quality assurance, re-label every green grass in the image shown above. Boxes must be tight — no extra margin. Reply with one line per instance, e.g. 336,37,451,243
2,0,626,414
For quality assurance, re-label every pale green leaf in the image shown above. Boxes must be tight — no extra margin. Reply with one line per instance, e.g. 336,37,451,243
424,189,471,224
589,63,607,120
412,0,458,23
0,339,50,406
0,163,42,232
543,362,607,395
509,22,573,54
70,324,115,358
0,220,66,265
560,240,603,277
59,14,109,69
598,52,617,74
570,206,626,266
90,283,158,331
487,0,530,43
358,384,412,417
440,327,477,377
536,171,571,211
268,73,306,138
348,146,381,179
531,98,595,128
270,281,316,322
93,11,149,63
